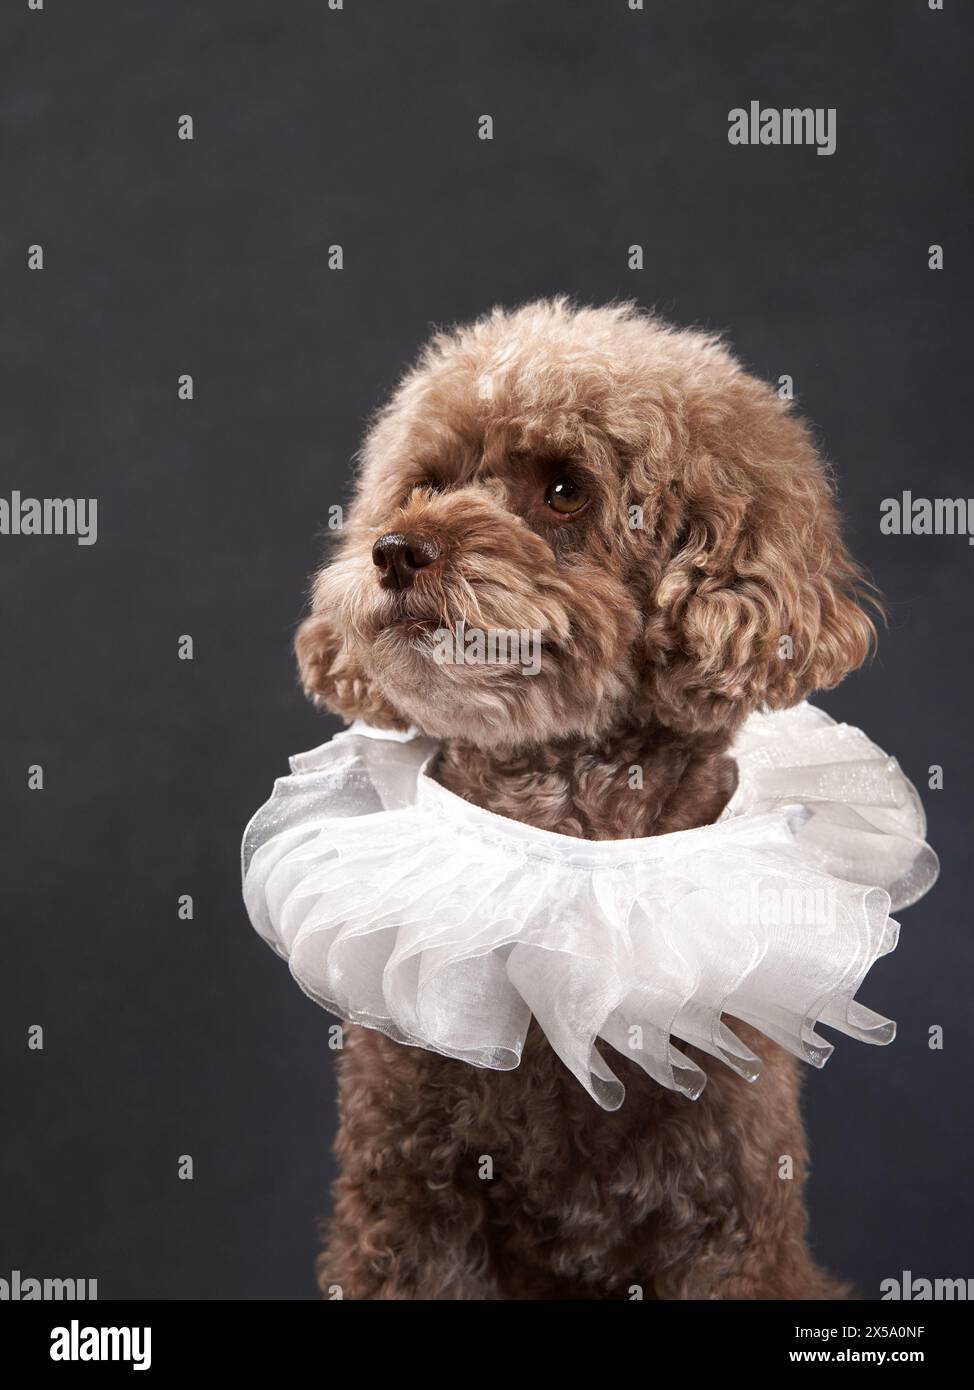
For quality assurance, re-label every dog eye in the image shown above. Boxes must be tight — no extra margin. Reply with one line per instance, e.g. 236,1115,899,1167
545,475,589,516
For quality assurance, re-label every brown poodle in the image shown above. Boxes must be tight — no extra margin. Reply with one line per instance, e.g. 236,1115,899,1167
294,298,875,1300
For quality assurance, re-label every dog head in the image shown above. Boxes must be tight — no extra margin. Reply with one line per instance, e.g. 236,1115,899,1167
296,300,875,749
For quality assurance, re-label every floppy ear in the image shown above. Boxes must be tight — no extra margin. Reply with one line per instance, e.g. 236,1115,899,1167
294,610,409,730
642,399,878,735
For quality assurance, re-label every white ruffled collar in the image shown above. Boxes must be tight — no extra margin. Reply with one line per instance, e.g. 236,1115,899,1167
242,703,938,1108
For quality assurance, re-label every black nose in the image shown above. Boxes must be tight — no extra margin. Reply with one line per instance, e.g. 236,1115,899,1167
371,532,439,591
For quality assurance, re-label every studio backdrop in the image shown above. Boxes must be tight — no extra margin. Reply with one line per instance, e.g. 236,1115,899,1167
1,0,971,1300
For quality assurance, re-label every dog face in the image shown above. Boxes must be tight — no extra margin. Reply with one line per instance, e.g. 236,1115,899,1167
297,300,874,749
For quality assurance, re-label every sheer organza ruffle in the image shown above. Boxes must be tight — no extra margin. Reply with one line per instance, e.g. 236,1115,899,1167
241,703,938,1108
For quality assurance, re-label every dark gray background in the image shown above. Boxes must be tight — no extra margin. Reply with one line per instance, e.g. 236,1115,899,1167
1,0,970,1300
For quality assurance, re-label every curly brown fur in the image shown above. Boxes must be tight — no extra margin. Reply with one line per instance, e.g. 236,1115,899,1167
318,1024,847,1301
298,299,874,1300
